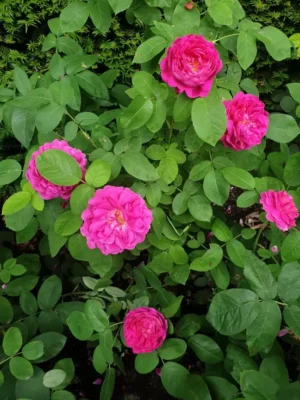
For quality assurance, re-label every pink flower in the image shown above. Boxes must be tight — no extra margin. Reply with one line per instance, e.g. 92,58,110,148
26,140,86,200
260,190,299,231
278,328,289,337
124,307,168,354
81,186,153,255
271,245,278,253
160,34,222,98
185,1,194,9
155,368,161,376
221,92,269,151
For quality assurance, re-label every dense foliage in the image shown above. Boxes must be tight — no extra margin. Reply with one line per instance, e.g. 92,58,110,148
1,1,300,400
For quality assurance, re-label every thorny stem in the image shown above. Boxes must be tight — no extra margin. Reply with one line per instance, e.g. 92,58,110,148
213,33,239,43
65,111,97,149
253,221,268,252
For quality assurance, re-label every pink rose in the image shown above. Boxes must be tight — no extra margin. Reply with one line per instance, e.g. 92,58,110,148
124,307,168,354
26,140,86,201
221,92,269,151
260,190,299,231
80,186,153,255
160,34,222,98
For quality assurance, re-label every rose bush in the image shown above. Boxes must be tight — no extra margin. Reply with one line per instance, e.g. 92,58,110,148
1,1,300,399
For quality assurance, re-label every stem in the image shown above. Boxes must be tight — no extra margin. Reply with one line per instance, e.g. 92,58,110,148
61,291,88,299
253,221,268,252
65,111,97,148
276,301,287,307
213,33,239,43
110,322,123,329
166,119,173,143
0,352,21,366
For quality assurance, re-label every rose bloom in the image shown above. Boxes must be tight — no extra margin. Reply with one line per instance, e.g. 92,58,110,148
221,92,269,151
81,186,153,255
124,307,168,354
160,34,222,98
260,190,299,231
26,139,86,200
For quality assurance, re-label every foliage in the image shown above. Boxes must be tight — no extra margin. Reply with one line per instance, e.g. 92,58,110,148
1,1,300,399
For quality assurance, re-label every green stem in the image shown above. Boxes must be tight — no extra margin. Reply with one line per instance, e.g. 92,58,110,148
276,301,287,307
166,119,173,143
65,111,97,148
0,352,21,366
213,33,239,43
253,221,268,252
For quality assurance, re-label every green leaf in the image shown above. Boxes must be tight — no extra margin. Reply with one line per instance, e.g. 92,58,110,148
240,370,279,400
157,156,178,184
120,96,154,131
48,228,68,257
146,181,161,207
226,344,258,383
161,362,189,399
20,291,38,315
211,219,233,242
207,289,259,336
169,244,188,265
190,244,223,272
84,299,109,332
226,239,246,268
89,0,112,35
222,167,255,190
133,36,167,64
147,98,166,133
175,314,203,338
100,367,115,400
86,159,111,188
38,275,62,311
67,311,93,340
108,0,133,14
208,2,233,26
173,94,192,122
287,83,300,103
54,211,82,236
52,391,75,400
5,275,38,296
278,262,300,303
240,78,259,96
172,0,200,35
14,66,31,95
121,152,159,182
2,192,31,216
246,300,281,355
0,159,22,185
60,1,89,33
49,81,74,106
9,357,33,380
70,184,95,216
281,231,300,261
244,252,277,300
158,338,187,360
31,193,44,211
283,305,300,337
76,70,108,99
172,192,189,215
204,170,230,206
188,195,212,222
205,376,238,400
192,88,227,146
36,149,82,186
260,355,289,387
42,32,57,51
53,357,75,390
93,345,107,374
64,55,98,76
23,341,44,361
35,103,65,135
15,367,50,400
0,296,13,324
237,191,259,208
237,31,257,70
211,262,230,290
99,329,114,364
43,369,67,388
11,108,36,149
135,352,159,374
3,327,22,356
49,53,65,80
188,334,223,364
189,161,212,182
162,295,184,318
184,375,212,400
284,153,300,187
267,114,299,143
257,26,291,61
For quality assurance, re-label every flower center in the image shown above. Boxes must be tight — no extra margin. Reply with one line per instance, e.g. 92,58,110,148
115,210,125,225
189,59,200,73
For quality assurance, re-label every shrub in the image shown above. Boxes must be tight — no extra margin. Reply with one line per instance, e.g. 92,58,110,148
1,1,300,399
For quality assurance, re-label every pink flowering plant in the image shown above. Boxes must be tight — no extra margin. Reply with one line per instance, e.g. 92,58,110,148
1,0,300,399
